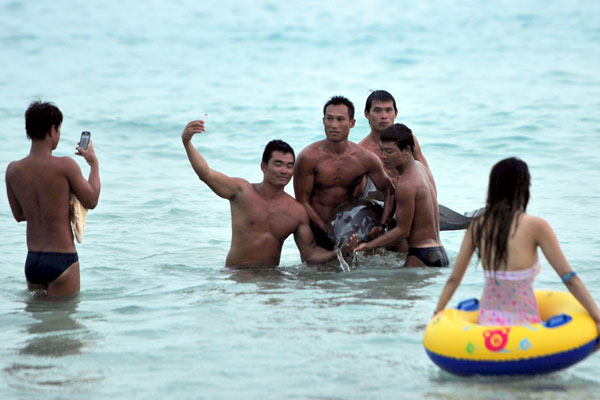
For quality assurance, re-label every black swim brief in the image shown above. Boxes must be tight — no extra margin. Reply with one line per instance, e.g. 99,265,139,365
25,251,78,285
407,246,449,267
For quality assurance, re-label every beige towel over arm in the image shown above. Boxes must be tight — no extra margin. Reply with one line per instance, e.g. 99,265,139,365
70,193,88,243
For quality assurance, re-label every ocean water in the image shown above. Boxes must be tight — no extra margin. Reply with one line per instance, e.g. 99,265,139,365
2,0,600,398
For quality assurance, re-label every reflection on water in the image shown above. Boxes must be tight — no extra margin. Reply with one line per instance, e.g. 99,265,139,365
3,296,104,395
425,370,600,400
227,251,443,304
20,298,85,357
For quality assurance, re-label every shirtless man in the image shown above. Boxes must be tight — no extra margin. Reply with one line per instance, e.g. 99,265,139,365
360,90,430,181
182,119,349,267
354,123,448,267
361,90,480,232
6,101,101,296
293,95,395,250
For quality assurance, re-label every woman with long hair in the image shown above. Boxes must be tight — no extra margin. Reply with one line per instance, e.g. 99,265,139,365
434,157,600,331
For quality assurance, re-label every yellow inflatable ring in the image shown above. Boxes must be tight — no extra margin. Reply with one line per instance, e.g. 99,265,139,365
423,290,599,375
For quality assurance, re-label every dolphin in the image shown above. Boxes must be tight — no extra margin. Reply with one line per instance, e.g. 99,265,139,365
326,181,484,248
327,199,383,249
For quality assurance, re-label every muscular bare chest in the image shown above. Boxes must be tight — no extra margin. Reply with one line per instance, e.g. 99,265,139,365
314,155,366,189
232,192,299,240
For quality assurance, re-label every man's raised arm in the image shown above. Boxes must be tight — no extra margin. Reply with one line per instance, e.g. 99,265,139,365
66,140,101,210
181,120,243,200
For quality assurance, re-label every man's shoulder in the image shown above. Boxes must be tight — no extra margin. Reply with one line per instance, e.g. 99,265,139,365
5,159,22,175
51,155,81,174
5,160,23,184
396,168,420,190
350,140,372,153
358,134,377,148
349,141,379,164
232,180,263,203
6,155,74,175
53,154,76,164
282,194,309,220
296,140,326,163
357,135,369,145
299,140,326,153
237,178,256,192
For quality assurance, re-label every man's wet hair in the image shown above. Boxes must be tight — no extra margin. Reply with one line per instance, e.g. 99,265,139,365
262,140,295,164
323,95,355,120
365,90,397,114
380,123,414,153
25,100,63,140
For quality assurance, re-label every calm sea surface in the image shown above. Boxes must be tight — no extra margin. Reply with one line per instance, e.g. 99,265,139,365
2,1,600,398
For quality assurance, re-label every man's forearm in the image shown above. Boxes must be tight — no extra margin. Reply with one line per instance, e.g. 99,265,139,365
86,161,101,209
183,140,210,181
364,226,404,250
303,202,328,233
305,247,336,264
88,162,101,194
380,187,395,224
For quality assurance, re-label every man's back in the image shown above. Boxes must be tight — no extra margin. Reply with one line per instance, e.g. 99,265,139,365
6,154,74,253
397,160,440,248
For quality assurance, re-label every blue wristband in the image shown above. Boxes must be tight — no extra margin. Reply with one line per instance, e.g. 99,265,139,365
561,271,577,283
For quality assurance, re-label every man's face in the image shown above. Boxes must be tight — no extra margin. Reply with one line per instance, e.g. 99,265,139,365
262,151,295,187
365,100,397,133
379,141,409,170
323,104,356,142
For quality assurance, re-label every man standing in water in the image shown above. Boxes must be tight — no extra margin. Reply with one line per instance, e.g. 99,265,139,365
359,90,430,182
361,90,481,232
354,123,448,267
293,95,395,250
182,119,351,267
6,101,101,296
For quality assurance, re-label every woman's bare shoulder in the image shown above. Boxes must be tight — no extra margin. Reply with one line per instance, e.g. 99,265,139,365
519,213,553,238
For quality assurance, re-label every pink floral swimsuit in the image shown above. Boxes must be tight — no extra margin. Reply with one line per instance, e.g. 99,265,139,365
478,259,542,326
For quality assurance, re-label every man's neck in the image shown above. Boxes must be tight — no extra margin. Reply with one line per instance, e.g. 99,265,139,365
323,138,350,154
367,129,382,144
395,156,415,175
254,181,284,199
29,139,54,156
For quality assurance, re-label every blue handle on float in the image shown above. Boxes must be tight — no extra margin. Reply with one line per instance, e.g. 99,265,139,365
456,298,480,311
543,313,572,328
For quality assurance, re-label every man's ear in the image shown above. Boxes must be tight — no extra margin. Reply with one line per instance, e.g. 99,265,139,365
260,161,267,173
350,119,356,128
364,110,370,119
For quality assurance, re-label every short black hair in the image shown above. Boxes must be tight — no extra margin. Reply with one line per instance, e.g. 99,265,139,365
365,90,397,114
380,123,414,153
323,95,355,120
262,140,295,164
25,100,63,140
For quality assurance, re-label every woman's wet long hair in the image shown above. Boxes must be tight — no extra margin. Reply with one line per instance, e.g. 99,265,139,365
471,157,531,271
